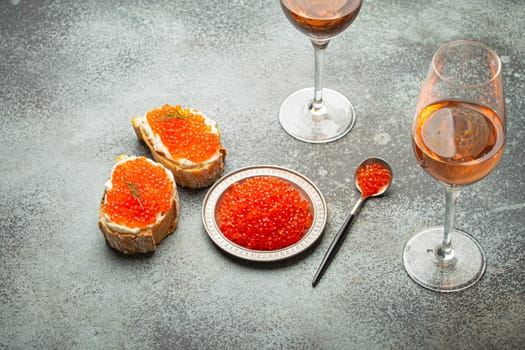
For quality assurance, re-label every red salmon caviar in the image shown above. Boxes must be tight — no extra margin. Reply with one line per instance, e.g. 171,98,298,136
356,162,391,197
217,176,313,250
104,157,174,228
146,104,220,163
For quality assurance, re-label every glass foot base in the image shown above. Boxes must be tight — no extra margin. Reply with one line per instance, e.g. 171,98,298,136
278,88,355,143
402,227,486,292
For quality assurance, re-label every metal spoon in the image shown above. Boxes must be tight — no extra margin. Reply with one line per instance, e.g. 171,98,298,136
312,157,393,287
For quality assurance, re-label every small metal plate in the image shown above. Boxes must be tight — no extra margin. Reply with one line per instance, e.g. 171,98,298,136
202,165,327,262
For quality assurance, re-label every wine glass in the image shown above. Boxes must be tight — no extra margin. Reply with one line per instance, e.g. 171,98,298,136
278,0,363,143
403,40,506,292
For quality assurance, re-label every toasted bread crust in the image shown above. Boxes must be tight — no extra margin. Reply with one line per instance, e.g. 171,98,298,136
132,115,226,189
98,170,180,255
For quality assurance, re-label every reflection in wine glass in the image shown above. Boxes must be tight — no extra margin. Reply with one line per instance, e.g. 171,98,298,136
403,41,506,292
278,0,363,143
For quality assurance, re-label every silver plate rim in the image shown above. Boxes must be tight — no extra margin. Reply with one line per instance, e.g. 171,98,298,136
201,165,327,262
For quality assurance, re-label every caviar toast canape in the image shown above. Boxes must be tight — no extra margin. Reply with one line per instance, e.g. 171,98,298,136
132,104,227,189
99,155,180,255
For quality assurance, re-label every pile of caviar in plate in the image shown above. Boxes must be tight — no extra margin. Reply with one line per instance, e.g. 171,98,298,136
356,162,391,197
217,176,313,250
104,157,174,228
146,104,220,163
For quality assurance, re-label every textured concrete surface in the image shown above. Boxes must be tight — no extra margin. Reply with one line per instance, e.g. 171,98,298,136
1,0,524,349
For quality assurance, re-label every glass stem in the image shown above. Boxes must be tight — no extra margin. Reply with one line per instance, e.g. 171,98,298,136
436,186,461,262
311,40,329,112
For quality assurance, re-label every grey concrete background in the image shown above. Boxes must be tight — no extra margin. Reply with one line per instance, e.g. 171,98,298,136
1,0,524,349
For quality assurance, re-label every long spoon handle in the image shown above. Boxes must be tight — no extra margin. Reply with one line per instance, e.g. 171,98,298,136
312,197,365,287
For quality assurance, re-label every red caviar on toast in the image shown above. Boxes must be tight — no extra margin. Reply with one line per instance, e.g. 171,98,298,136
99,155,180,255
132,104,226,188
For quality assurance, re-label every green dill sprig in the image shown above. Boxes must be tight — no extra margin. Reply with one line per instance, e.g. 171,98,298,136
160,110,191,121
124,181,145,209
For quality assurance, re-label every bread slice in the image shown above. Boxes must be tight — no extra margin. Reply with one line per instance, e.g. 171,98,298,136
99,156,180,255
131,105,226,189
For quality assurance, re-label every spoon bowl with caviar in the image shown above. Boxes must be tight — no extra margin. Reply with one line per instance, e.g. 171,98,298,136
312,157,392,287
